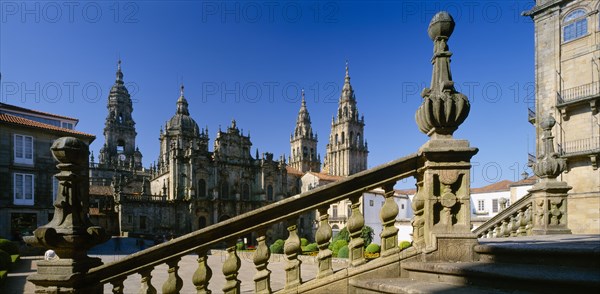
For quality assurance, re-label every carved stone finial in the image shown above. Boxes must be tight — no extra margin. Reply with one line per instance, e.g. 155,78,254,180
531,115,566,179
415,11,470,138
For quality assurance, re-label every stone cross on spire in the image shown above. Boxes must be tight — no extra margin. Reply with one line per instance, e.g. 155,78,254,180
116,59,124,84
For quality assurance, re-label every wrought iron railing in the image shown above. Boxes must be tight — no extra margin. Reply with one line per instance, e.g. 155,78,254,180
558,81,600,104
559,137,600,156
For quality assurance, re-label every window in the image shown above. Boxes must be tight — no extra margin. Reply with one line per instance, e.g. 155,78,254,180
14,173,34,205
242,183,250,201
492,199,499,213
332,205,338,218
347,205,352,217
198,179,206,198
267,185,273,201
52,177,59,203
478,200,485,211
61,122,73,129
401,204,405,209
14,135,33,165
140,216,147,230
563,9,587,42
369,200,374,206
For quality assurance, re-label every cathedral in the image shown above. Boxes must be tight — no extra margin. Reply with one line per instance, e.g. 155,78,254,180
88,61,367,241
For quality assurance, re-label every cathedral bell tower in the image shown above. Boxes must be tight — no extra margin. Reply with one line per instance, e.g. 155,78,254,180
98,60,142,169
323,62,368,176
289,89,320,172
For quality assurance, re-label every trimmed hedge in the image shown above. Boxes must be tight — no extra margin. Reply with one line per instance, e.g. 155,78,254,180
236,241,245,251
399,241,412,250
365,243,380,254
300,238,309,247
0,239,18,256
332,240,347,257
304,243,318,252
337,245,349,258
269,239,285,254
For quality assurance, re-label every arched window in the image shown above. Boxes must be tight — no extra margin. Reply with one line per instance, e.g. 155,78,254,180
341,132,345,143
302,146,308,158
198,216,207,229
563,9,587,42
310,148,314,159
350,131,354,145
198,179,206,198
221,182,229,200
242,183,250,201
335,134,339,145
267,185,274,201
343,106,348,117
357,133,361,145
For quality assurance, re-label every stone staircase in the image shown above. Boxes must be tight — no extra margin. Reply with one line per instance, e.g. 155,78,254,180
350,234,600,293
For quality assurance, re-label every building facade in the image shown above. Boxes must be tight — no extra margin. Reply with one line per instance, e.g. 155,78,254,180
0,103,95,240
525,0,600,234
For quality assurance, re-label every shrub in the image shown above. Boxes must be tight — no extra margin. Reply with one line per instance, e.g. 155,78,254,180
332,240,347,257
365,243,380,254
236,241,245,251
0,250,11,271
0,239,18,256
337,245,349,258
300,238,309,247
399,241,412,250
304,243,318,252
269,239,285,254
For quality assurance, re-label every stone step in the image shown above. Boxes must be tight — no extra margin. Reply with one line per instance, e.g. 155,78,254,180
402,261,600,292
349,277,509,294
475,235,600,268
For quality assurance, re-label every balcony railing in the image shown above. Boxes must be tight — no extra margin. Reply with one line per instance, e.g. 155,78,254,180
528,107,536,124
558,137,600,156
557,81,600,105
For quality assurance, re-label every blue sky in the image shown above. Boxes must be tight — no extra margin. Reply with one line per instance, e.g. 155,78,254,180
1,0,536,188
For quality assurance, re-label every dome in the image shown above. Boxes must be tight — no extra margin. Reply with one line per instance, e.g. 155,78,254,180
166,85,199,135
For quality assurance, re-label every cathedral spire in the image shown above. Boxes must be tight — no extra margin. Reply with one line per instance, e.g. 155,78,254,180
290,89,320,173
116,59,124,84
341,60,353,101
176,84,190,115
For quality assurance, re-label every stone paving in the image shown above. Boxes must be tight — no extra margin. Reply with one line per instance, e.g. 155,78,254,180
3,238,348,294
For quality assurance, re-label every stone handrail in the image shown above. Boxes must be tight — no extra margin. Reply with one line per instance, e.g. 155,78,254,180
473,192,533,238
86,153,421,290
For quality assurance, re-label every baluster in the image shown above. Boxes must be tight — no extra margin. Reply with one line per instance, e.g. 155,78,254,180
486,230,493,239
253,229,272,294
493,225,501,238
111,277,126,294
500,220,509,237
315,206,333,279
517,209,527,236
139,267,157,294
380,183,400,256
347,194,366,267
509,215,518,237
193,249,212,294
162,257,183,294
284,218,302,290
525,203,533,235
222,241,241,294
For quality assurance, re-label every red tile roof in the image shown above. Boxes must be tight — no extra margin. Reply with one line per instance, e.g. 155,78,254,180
395,189,416,195
471,180,514,194
306,172,344,182
0,113,95,139
0,102,78,121
510,175,538,187
286,166,304,176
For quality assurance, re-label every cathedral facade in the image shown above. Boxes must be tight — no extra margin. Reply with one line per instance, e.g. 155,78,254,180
89,61,367,241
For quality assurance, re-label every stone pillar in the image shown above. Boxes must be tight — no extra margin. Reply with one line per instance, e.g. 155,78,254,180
24,137,109,293
530,115,572,235
414,12,479,262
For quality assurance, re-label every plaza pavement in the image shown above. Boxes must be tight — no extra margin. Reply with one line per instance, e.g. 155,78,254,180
3,238,348,294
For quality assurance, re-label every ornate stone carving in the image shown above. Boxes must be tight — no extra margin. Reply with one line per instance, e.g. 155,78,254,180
531,115,566,179
411,179,425,250
222,242,241,294
253,230,272,294
347,195,366,267
315,207,333,278
193,249,212,294
162,257,183,294
415,12,470,138
139,267,157,294
380,183,400,256
284,219,302,289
